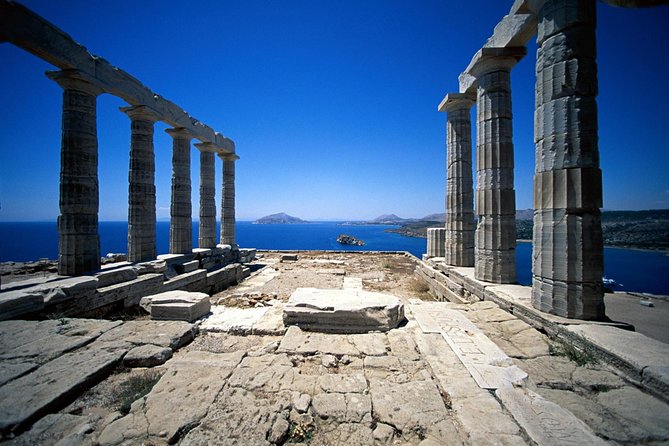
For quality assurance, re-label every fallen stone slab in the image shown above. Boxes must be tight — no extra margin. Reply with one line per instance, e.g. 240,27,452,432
0,289,43,320
94,265,138,288
200,305,270,334
251,303,286,335
0,319,122,363
133,259,166,275
277,326,388,357
496,387,608,446
0,361,38,387
96,320,197,350
9,413,95,446
98,351,245,445
175,260,199,274
411,303,527,389
38,276,99,305
140,290,211,322
283,287,404,333
123,344,173,368
0,347,125,434
159,269,207,293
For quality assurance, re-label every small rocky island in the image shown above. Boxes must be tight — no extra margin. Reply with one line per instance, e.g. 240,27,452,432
253,212,307,224
337,234,365,246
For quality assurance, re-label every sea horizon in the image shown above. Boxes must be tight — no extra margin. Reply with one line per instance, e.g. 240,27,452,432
1,221,668,296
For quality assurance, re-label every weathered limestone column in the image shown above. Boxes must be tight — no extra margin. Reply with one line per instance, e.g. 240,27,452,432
426,228,446,258
194,142,217,248
46,70,103,275
121,105,159,262
439,93,476,266
219,153,238,247
166,127,193,254
532,0,604,319
470,48,525,283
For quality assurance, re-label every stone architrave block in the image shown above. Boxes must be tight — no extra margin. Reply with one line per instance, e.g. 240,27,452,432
283,288,405,333
0,290,44,321
33,276,100,305
140,290,211,322
160,269,207,293
175,260,199,274
238,248,257,263
134,260,167,276
94,266,138,288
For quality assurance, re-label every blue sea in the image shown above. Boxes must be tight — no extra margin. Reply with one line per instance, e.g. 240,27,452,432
1,221,668,295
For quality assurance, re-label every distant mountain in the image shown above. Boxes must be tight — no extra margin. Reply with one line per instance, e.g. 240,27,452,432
420,213,446,222
253,212,307,224
516,209,534,221
388,209,669,250
369,214,411,224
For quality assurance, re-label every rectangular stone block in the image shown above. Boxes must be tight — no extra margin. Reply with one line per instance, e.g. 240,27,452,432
140,291,211,322
207,264,241,294
94,266,138,288
0,290,44,321
175,260,199,274
160,270,207,294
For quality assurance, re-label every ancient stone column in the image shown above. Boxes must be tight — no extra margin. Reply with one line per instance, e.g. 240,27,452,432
470,48,525,283
46,70,103,275
166,127,193,254
121,105,159,262
219,153,238,247
439,93,476,267
194,142,217,248
532,0,604,319
426,228,446,258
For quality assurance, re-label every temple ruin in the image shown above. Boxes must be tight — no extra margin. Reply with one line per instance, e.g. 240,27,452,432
0,1,254,319
424,0,642,320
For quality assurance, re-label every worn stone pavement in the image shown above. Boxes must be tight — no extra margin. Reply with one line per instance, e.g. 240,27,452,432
1,252,669,445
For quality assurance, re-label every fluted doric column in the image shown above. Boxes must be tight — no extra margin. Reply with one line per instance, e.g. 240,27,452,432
439,93,476,266
470,48,525,283
46,69,103,275
121,105,159,262
166,127,192,254
426,228,446,258
194,142,217,248
219,153,238,247
532,0,604,319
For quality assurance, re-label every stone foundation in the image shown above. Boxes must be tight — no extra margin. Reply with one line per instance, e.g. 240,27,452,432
0,247,256,320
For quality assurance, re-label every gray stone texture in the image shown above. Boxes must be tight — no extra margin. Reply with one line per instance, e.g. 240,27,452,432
442,93,476,266
471,50,524,284
283,288,405,333
531,0,605,320
426,228,446,258
139,290,211,322
46,70,103,276
121,105,158,263
167,127,193,255
196,145,217,248
220,154,237,246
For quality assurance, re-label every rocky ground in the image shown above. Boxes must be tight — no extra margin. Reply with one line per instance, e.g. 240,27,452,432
1,252,668,445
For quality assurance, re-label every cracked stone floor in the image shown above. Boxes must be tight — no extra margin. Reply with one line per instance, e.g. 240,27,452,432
2,252,669,445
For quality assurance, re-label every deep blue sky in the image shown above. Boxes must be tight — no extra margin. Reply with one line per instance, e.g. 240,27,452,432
1,1,668,221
